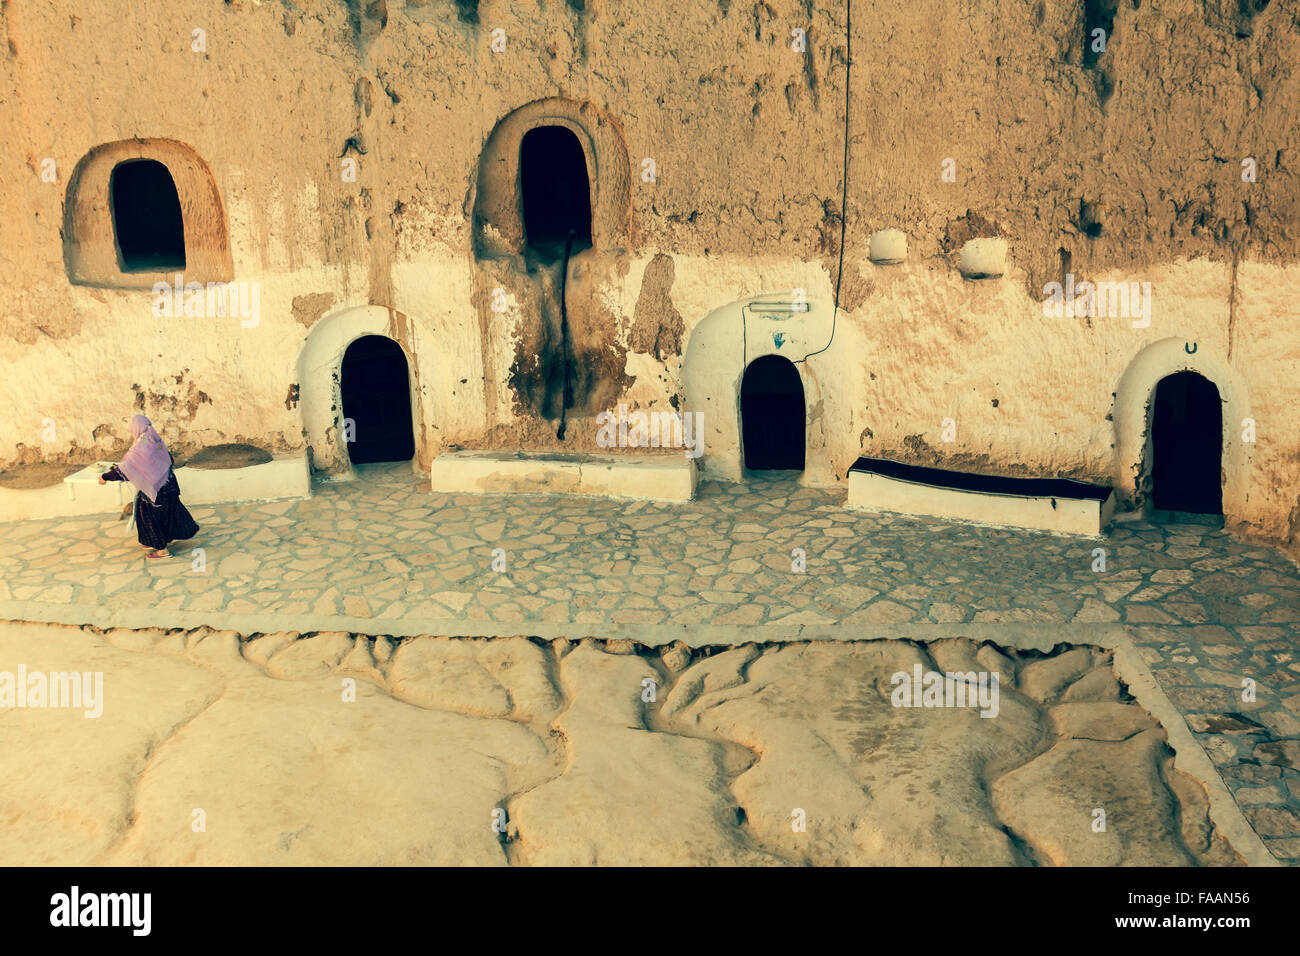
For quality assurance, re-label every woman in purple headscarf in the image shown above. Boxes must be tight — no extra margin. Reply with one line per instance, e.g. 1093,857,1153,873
98,415,200,559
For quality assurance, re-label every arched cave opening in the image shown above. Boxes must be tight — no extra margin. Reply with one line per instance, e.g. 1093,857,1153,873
1150,370,1223,515
741,354,806,471
520,125,593,261
340,335,416,465
110,159,187,272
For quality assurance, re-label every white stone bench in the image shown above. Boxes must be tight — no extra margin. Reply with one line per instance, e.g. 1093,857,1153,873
176,456,311,508
429,449,697,501
847,457,1115,536
0,456,311,522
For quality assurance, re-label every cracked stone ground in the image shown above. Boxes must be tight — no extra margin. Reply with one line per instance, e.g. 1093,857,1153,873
0,622,1246,866
0,463,1298,863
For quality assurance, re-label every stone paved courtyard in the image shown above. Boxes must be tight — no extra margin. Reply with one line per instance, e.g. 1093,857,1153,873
1,462,1298,863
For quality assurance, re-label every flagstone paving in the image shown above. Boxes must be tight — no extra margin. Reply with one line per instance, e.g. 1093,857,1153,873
0,461,1298,862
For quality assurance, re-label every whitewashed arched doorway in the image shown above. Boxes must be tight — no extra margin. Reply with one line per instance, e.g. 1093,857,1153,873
682,294,831,483
296,305,424,479
1111,337,1251,519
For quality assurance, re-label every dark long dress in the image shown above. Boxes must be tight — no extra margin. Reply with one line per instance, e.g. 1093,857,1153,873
102,459,200,550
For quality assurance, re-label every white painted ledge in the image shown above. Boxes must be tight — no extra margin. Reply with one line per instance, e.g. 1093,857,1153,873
0,456,310,522
429,450,697,501
847,465,1115,536
176,456,311,508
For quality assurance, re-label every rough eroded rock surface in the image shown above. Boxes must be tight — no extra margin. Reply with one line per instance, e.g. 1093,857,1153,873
0,622,1243,866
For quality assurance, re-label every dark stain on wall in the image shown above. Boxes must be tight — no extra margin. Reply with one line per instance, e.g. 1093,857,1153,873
453,0,480,24
292,292,336,328
894,432,1107,485
506,251,635,422
942,210,1005,253
145,382,212,422
629,253,684,360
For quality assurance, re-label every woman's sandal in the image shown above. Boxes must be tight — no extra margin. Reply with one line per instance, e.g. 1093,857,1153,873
145,549,169,560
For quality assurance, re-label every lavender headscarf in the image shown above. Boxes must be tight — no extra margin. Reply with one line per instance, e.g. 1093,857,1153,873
116,415,172,504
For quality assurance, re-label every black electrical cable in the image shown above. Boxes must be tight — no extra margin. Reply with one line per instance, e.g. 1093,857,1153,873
796,0,851,365
556,230,576,440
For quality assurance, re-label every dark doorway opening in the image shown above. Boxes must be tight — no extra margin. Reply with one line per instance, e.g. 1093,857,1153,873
109,159,186,272
1150,371,1222,514
520,125,592,260
741,354,805,471
340,335,415,465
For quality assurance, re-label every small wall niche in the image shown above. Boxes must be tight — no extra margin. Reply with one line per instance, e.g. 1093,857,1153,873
868,229,908,264
958,238,1007,279
1079,199,1104,238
